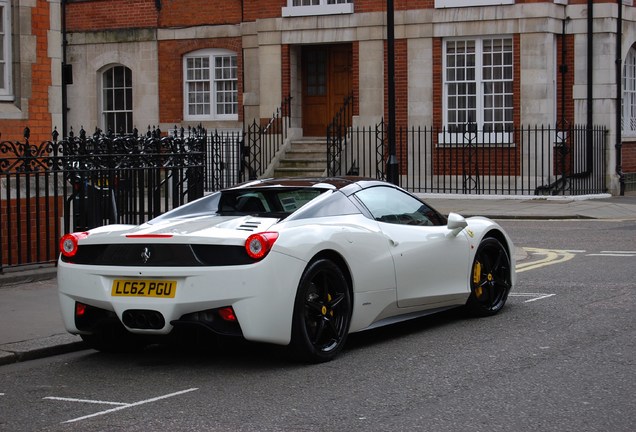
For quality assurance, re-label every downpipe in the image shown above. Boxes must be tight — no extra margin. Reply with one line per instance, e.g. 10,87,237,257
616,0,625,195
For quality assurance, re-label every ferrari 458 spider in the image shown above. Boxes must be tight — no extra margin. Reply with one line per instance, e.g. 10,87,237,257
58,177,516,362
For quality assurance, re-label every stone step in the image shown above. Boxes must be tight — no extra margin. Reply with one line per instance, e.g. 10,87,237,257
272,138,327,177
283,150,326,160
279,158,327,169
288,139,326,151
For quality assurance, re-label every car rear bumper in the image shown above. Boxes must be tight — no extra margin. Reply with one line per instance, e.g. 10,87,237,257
57,251,306,345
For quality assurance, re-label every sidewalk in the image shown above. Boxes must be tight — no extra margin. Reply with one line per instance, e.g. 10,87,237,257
2,193,635,366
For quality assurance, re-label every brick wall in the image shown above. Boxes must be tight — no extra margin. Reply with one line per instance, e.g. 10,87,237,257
157,38,243,124
0,196,63,267
394,39,408,131
243,0,286,21
352,42,360,117
282,45,290,101
356,1,433,13
384,39,409,172
556,35,575,126
0,0,52,143
66,0,158,32
159,0,242,27
623,141,636,173
433,147,521,177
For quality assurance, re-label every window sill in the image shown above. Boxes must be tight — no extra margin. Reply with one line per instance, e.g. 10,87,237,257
435,0,514,7
0,100,23,120
282,3,354,17
184,115,239,122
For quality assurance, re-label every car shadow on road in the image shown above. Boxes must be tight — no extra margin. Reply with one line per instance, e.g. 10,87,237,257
70,305,503,369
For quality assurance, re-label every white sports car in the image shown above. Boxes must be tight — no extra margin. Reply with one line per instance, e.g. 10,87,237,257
58,177,516,362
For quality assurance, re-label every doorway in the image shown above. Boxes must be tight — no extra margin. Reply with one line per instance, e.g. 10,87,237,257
301,44,353,136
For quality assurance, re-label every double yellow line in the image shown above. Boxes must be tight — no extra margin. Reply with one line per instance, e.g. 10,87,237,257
516,247,577,273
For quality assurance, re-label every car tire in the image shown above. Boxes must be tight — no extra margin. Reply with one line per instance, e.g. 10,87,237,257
291,258,352,363
466,237,512,317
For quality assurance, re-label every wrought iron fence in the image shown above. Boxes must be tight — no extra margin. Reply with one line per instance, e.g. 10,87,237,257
1,127,206,272
243,96,292,179
329,121,607,195
174,125,243,192
1,119,609,271
327,93,354,175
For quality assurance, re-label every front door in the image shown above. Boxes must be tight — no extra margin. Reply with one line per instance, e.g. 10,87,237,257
302,44,352,136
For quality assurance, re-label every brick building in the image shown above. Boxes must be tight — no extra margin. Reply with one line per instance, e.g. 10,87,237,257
57,0,635,194
0,0,62,142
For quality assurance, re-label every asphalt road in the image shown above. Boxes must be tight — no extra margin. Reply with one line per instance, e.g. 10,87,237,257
0,219,634,431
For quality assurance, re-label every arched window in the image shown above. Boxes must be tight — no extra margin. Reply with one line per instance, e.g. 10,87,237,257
101,65,133,134
623,45,636,136
183,49,238,121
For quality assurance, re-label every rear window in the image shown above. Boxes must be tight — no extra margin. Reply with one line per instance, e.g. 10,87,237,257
149,187,327,223
218,188,325,216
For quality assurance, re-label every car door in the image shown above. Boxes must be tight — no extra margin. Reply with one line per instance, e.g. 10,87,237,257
354,186,470,308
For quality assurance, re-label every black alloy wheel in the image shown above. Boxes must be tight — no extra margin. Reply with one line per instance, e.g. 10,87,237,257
466,237,512,317
291,258,352,363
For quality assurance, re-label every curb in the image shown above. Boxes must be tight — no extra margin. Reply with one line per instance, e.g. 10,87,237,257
0,335,86,366
0,266,57,289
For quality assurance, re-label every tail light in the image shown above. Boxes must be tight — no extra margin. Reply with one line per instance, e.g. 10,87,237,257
218,306,237,322
59,232,89,257
75,302,87,317
245,232,279,260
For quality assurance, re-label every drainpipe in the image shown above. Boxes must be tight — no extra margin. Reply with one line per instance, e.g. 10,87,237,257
616,0,625,195
586,0,593,175
386,0,399,185
61,0,68,138
560,16,570,126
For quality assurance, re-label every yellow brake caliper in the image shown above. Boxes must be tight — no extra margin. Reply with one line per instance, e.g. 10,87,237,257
473,261,483,298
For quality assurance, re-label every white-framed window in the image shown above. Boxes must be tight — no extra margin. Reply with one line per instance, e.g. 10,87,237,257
282,0,353,17
442,36,513,143
101,65,133,134
435,0,514,7
0,0,13,101
183,49,238,121
623,45,636,136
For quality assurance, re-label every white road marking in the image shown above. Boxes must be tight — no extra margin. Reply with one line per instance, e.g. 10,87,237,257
509,293,556,303
586,251,635,257
44,388,198,424
44,396,128,406
523,294,556,302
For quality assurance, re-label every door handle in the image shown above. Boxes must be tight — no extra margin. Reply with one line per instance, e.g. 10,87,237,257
384,234,399,247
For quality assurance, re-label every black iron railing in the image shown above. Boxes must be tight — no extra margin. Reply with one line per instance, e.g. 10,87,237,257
0,127,206,272
243,96,292,180
327,93,354,176
0,121,608,271
341,122,607,195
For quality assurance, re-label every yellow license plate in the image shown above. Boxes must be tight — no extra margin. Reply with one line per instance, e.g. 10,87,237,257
111,279,177,298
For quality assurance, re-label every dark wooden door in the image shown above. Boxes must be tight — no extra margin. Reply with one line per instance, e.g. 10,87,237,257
302,44,352,136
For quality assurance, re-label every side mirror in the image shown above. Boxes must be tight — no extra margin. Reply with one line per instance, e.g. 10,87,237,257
447,212,467,237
